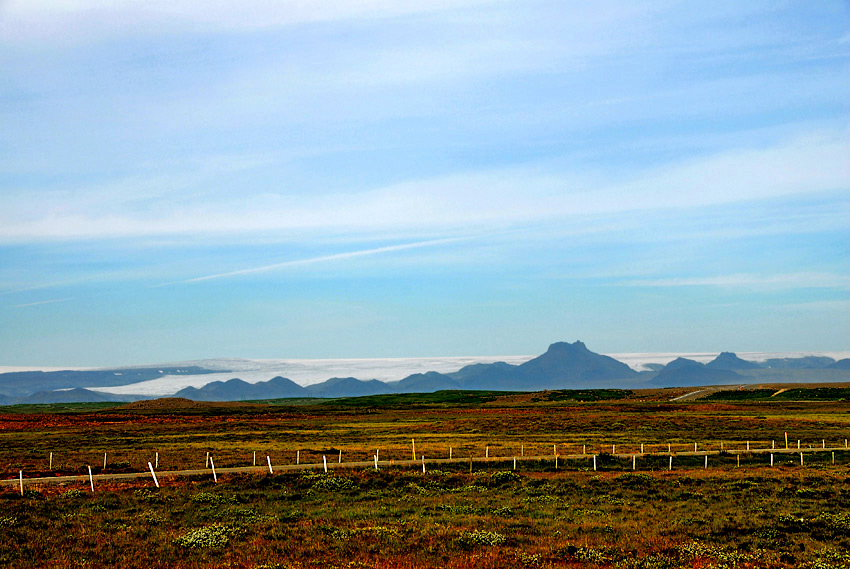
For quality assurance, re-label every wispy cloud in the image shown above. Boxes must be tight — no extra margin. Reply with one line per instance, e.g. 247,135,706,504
1,130,846,243
617,273,850,290
161,236,472,285
10,298,72,309
0,1,494,44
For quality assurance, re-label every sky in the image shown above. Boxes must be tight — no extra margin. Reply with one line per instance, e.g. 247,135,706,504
1,1,849,367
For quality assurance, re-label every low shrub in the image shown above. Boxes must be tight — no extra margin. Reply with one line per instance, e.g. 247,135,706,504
173,524,243,549
457,530,506,549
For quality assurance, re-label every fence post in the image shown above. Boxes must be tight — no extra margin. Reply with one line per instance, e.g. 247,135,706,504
323,456,328,473
148,462,159,488
19,470,23,496
412,439,416,461
669,456,673,470
267,455,273,474
593,455,597,471
88,465,95,492
210,457,217,483
49,452,53,470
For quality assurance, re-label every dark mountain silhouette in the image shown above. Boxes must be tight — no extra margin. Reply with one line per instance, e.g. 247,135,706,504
0,366,220,399
761,356,836,369
386,371,461,393
175,376,307,401
19,388,126,404
305,377,392,398
451,361,522,390
650,359,741,387
706,352,762,370
828,359,850,370
663,357,704,371
513,341,638,390
446,341,638,391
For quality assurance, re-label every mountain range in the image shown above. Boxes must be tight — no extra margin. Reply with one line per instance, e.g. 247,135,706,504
2,342,848,404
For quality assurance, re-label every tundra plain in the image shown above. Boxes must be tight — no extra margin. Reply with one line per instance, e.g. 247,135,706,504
3,389,850,568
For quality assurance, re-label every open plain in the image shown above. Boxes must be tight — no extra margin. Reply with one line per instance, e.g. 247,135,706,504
3,389,850,568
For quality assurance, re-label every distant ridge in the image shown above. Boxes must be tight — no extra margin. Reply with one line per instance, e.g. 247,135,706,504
174,376,307,401
3,344,850,404
650,358,741,387
305,377,391,398
706,352,762,371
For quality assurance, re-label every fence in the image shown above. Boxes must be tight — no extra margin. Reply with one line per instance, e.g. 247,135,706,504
3,434,850,495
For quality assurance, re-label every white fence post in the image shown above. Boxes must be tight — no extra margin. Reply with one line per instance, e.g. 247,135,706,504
148,462,159,488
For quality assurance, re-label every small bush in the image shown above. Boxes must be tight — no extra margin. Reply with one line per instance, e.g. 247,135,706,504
191,492,237,506
309,475,357,493
457,530,507,549
173,524,242,549
490,471,521,485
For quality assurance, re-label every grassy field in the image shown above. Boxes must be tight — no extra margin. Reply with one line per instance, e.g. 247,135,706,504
3,390,850,568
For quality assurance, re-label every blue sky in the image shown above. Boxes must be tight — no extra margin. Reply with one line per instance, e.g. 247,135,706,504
1,1,848,366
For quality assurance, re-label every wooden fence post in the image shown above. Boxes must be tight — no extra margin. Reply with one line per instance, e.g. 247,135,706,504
267,456,273,474
323,456,328,473
19,470,23,496
412,439,416,461
210,457,217,483
88,465,94,492
49,452,53,470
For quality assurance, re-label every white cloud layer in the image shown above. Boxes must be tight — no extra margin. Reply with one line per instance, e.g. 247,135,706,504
1,130,846,242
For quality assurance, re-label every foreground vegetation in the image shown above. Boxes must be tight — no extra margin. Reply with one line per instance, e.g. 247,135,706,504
3,389,850,567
